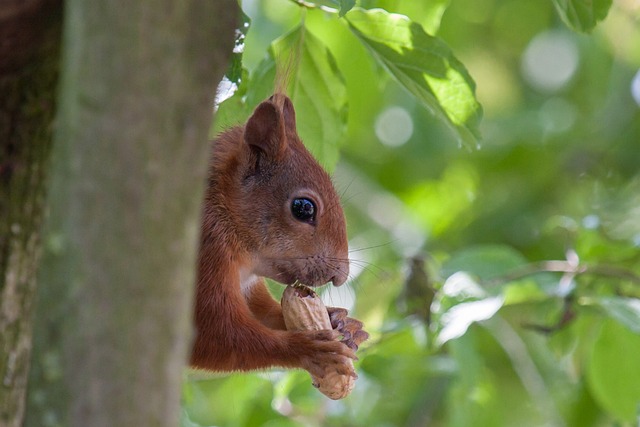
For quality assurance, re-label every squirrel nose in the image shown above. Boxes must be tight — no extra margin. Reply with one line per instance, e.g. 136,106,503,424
331,275,346,287
331,261,349,287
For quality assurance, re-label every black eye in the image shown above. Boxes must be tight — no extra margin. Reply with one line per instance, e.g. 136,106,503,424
291,198,316,223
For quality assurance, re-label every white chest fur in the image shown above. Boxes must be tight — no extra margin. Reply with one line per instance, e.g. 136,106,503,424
239,268,259,297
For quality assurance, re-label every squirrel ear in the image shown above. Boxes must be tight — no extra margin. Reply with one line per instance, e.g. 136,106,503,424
244,100,287,159
269,94,297,135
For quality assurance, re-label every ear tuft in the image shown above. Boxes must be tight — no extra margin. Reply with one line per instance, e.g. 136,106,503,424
269,93,297,135
244,100,286,159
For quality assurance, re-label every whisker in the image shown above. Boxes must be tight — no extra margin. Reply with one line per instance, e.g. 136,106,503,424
337,191,362,205
323,199,345,215
347,259,384,270
348,241,394,253
261,255,384,273
322,284,357,308
335,176,356,201
352,265,384,280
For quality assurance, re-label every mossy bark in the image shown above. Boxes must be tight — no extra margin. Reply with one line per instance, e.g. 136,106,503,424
24,1,237,426
0,1,62,426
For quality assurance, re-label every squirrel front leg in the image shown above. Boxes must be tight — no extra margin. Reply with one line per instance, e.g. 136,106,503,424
191,279,356,377
246,278,286,330
191,298,355,378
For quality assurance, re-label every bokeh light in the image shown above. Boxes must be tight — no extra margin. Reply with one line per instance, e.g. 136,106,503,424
521,30,579,92
374,106,414,147
632,69,640,106
538,97,577,134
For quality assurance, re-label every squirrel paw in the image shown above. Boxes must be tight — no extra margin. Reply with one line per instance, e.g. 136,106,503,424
291,330,357,379
327,307,370,351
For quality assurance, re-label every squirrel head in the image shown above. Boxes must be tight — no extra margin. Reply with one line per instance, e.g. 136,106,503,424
211,93,349,287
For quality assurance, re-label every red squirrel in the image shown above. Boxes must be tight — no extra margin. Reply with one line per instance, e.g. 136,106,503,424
191,93,368,381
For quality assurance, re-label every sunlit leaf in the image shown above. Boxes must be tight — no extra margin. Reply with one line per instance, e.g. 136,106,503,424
552,0,613,33
226,10,251,84
212,67,251,136
346,8,482,148
441,271,487,301
587,319,640,422
436,297,503,345
212,12,251,135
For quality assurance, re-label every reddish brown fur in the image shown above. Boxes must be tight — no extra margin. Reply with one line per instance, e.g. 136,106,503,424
191,94,360,378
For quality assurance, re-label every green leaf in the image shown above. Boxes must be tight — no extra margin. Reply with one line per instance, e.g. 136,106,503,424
182,374,275,426
416,0,450,35
340,0,356,17
580,296,640,334
346,8,482,149
390,0,452,35
329,0,356,17
552,0,613,33
303,0,355,16
212,68,251,137
587,319,640,422
272,26,347,170
212,11,252,136
447,334,503,426
214,25,347,171
441,245,528,282
226,10,251,84
402,162,477,236
436,297,503,345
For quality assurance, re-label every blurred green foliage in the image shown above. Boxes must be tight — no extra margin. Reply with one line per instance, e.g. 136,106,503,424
184,0,640,425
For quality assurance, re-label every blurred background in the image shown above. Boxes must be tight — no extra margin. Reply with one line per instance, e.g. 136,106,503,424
183,1,640,426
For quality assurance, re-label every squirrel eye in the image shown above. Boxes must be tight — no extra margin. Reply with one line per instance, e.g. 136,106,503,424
291,198,316,223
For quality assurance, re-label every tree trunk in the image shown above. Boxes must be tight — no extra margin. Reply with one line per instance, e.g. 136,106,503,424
24,1,236,426
0,1,62,426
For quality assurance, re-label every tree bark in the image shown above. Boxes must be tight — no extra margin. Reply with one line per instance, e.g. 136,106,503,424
0,1,62,426
24,1,236,426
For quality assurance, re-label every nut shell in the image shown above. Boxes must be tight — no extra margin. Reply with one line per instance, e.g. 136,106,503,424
281,284,355,399
281,285,332,331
